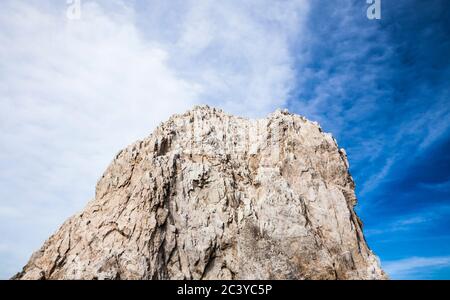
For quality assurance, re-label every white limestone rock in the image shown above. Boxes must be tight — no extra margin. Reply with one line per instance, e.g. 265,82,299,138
14,105,386,280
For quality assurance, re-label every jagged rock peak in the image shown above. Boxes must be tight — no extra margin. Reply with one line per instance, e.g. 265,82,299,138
14,105,386,280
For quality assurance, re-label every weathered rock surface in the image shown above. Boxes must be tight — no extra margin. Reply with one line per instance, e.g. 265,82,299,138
14,106,386,280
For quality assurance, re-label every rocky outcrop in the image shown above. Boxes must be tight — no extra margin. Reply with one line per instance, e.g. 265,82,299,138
14,106,386,280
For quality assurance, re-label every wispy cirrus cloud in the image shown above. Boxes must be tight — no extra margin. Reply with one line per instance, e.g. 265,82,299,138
383,256,450,279
134,0,310,116
365,215,431,237
420,179,450,193
288,0,450,279
288,0,450,203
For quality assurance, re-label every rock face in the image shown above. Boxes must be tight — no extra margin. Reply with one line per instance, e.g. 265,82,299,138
14,106,386,280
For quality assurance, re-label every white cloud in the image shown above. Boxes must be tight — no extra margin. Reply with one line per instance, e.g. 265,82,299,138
383,256,450,279
0,0,309,278
359,156,396,196
364,214,431,237
364,205,450,238
420,179,450,192
147,0,310,115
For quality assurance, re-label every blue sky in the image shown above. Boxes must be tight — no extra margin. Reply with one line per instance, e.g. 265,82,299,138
0,0,449,279
287,0,450,279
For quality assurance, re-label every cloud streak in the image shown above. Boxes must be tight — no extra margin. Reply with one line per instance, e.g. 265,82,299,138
364,214,432,237
383,256,450,279
288,0,450,205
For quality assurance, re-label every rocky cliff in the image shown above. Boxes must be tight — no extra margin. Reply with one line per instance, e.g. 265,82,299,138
14,106,386,280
